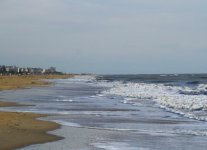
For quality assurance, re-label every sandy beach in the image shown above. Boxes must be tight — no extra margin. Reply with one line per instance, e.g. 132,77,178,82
0,74,73,90
1,75,207,150
0,74,72,150
0,111,62,150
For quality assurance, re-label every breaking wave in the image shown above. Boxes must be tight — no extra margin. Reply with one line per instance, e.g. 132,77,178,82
101,82,207,121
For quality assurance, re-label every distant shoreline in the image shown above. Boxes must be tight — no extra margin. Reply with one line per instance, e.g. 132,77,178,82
0,74,74,150
0,74,74,90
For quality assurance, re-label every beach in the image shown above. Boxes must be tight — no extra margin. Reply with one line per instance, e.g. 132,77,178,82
0,111,61,150
1,0,206,149
0,74,72,150
1,75,207,150
0,74,73,90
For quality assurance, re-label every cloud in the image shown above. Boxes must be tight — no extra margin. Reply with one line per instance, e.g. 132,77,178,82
0,0,207,73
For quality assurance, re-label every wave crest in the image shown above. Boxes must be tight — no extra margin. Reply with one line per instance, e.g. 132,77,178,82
102,82,207,120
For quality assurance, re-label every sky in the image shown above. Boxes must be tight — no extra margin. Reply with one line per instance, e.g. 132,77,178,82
0,0,207,74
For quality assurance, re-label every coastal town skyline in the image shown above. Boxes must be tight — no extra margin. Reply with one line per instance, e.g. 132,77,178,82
0,65,59,75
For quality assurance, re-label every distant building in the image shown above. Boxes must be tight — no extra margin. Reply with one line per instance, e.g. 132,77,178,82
33,68,44,74
19,68,29,74
5,66,19,74
45,67,56,74
0,66,6,74
0,65,60,75
28,68,34,74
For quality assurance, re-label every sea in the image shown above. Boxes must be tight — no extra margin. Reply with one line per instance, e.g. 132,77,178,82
1,74,207,150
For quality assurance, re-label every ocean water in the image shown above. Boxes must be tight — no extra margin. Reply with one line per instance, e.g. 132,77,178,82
97,74,207,121
1,74,207,150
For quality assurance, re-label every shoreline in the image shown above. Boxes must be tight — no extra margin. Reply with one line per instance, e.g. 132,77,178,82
0,111,63,150
0,74,74,90
0,74,73,150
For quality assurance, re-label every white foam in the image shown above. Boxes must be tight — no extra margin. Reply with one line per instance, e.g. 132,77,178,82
91,142,148,150
67,75,96,82
102,82,207,121
55,99,73,102
97,94,104,97
53,120,82,127
51,119,207,136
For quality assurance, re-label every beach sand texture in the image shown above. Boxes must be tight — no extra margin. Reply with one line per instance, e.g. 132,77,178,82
0,74,73,90
0,111,62,150
0,75,73,150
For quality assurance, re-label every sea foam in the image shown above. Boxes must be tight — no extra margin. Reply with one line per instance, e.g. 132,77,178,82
91,142,143,150
102,82,207,121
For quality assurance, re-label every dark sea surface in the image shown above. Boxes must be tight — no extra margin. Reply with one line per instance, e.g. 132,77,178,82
1,74,207,150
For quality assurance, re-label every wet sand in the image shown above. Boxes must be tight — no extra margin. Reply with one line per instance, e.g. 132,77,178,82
0,75,73,150
18,125,114,150
18,120,207,150
0,109,62,150
0,101,24,107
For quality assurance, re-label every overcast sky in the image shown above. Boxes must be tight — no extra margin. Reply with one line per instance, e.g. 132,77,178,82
0,0,207,74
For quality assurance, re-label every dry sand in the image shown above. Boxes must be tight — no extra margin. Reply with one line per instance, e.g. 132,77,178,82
0,74,73,90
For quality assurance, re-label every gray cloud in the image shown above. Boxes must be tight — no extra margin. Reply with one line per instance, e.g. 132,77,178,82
0,0,207,74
